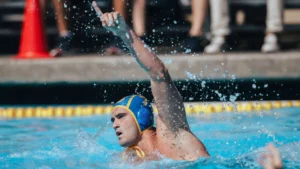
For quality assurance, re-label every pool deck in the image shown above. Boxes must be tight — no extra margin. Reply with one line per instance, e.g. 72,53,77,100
0,51,300,83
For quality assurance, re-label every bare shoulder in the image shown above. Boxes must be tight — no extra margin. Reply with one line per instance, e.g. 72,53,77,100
150,71,209,159
156,116,209,160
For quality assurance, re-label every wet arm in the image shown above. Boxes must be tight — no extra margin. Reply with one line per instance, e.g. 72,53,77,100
120,30,190,132
90,1,190,132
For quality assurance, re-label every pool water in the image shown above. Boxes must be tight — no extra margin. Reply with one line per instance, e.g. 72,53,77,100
0,107,299,169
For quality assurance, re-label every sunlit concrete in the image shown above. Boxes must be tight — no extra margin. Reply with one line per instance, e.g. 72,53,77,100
0,52,300,83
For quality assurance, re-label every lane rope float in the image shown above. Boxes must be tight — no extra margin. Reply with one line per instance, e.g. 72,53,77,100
0,100,299,119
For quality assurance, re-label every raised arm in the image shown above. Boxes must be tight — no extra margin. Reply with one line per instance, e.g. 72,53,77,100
126,30,190,132
92,1,189,132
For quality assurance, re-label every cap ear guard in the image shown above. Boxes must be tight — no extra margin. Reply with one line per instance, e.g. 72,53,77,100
136,107,154,131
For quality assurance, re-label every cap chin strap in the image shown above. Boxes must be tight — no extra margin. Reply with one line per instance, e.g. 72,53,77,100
122,127,154,160
122,146,145,160
127,146,145,158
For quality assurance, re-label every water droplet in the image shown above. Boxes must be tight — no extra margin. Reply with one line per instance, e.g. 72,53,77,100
125,33,130,39
185,71,197,80
201,81,206,88
163,58,172,65
230,95,238,102
185,48,191,54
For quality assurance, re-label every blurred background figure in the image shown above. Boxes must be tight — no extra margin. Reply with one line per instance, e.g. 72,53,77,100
40,0,72,57
262,0,284,53
106,0,146,55
205,0,284,54
180,0,209,53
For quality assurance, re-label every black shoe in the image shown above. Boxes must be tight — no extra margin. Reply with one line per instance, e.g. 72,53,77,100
181,36,209,53
50,34,73,57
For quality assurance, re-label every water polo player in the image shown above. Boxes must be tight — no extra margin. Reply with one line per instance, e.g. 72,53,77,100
92,1,209,162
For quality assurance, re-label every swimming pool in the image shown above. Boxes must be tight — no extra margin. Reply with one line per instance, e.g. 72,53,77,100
0,107,299,169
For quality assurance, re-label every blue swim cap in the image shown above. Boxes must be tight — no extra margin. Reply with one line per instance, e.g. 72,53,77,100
112,95,153,133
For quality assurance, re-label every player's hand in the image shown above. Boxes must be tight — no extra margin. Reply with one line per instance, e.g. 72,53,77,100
259,144,283,169
92,1,129,38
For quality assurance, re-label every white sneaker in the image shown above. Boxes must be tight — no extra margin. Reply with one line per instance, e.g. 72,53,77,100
204,36,226,54
261,33,280,53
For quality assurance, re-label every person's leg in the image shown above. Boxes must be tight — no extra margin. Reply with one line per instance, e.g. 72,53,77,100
113,0,127,20
50,0,73,56
266,0,284,34
106,0,128,55
204,0,230,53
132,0,146,37
39,0,47,32
261,0,284,53
209,0,230,37
40,0,46,16
52,0,69,37
189,0,208,37
182,0,209,53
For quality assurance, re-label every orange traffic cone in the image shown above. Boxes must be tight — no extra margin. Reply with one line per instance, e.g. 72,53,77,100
16,0,51,59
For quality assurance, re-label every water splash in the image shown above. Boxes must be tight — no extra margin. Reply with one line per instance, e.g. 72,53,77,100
163,58,173,65
201,81,206,88
185,71,197,80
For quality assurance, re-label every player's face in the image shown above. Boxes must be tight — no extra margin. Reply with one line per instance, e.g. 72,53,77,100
111,107,140,147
